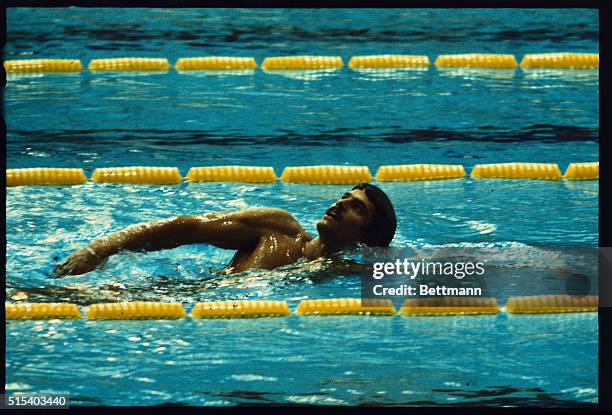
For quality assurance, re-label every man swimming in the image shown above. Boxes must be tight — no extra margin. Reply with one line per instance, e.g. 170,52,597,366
52,183,396,277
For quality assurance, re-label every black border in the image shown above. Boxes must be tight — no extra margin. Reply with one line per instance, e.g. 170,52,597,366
1,0,610,7
2,2,610,413
598,1,611,414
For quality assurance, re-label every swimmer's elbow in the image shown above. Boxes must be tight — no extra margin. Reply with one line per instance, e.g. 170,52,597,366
104,216,192,252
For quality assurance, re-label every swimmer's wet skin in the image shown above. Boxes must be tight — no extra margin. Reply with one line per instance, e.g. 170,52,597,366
52,183,397,277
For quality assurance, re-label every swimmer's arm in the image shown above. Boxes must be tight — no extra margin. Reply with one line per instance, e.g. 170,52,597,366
95,208,297,254
52,208,298,277
52,212,263,277
204,207,304,237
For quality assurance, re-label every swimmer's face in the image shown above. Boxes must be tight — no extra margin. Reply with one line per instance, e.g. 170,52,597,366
317,189,375,246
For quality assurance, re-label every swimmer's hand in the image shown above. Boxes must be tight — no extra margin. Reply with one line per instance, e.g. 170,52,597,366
52,248,104,277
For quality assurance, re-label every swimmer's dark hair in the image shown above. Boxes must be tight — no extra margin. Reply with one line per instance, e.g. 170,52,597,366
352,183,396,247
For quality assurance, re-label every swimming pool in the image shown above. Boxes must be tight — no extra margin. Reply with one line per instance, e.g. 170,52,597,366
5,8,598,406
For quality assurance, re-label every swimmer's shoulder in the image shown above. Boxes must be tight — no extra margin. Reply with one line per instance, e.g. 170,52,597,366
242,207,307,236
246,207,296,221
190,208,308,237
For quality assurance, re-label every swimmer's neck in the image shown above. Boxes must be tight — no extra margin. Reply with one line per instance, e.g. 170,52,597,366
302,236,350,260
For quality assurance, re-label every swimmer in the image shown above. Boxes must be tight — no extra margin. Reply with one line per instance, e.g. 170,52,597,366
52,183,396,277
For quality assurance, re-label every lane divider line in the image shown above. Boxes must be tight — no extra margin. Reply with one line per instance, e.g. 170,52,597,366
5,296,598,320
6,162,599,186
4,53,599,73
88,57,170,71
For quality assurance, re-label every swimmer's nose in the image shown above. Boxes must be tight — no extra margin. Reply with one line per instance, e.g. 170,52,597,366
335,199,348,211
329,201,346,219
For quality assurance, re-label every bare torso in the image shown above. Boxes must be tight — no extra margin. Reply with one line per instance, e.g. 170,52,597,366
52,207,320,277
222,227,314,274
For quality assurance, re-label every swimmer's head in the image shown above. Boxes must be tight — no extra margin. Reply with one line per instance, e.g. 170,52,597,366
317,183,396,248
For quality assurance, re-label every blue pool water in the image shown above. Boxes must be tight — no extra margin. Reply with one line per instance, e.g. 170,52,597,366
5,8,598,406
